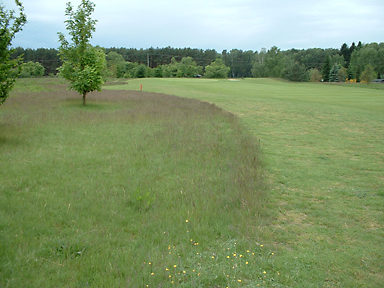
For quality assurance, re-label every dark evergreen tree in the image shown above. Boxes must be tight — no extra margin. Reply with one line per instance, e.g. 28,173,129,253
282,61,309,82
340,43,351,67
329,63,341,82
321,56,331,82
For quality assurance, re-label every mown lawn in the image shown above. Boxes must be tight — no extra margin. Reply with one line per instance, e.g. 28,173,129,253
106,78,384,287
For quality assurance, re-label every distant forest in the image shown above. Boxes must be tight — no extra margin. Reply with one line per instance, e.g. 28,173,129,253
11,42,384,81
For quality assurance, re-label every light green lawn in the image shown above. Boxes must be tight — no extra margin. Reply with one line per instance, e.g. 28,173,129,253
106,78,384,287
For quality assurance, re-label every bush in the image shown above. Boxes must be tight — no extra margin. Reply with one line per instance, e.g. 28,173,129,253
18,61,45,78
135,64,147,78
337,67,348,82
309,68,322,82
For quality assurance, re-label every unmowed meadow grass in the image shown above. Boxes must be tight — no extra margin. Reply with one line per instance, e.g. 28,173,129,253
107,78,384,287
0,78,270,287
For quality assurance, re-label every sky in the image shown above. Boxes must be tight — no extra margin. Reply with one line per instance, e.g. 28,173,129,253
2,0,384,52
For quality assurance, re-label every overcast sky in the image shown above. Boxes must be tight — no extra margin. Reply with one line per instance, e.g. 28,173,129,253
2,0,384,52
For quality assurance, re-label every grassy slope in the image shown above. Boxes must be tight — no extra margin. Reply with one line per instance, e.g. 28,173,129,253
106,78,384,287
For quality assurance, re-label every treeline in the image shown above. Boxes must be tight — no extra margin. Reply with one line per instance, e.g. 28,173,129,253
11,42,384,81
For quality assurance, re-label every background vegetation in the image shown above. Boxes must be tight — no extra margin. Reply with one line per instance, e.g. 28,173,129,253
11,42,384,81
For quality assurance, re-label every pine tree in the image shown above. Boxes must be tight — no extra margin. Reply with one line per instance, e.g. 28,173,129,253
321,56,331,82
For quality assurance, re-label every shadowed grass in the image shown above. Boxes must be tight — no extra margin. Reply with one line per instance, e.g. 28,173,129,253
0,79,268,287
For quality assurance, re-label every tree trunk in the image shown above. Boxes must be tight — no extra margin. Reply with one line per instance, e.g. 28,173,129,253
82,91,86,106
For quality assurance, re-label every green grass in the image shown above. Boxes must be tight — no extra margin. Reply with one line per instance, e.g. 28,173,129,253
106,78,384,287
1,77,383,287
0,79,267,287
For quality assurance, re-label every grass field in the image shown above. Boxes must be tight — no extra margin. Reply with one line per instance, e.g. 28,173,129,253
1,77,383,287
106,78,384,287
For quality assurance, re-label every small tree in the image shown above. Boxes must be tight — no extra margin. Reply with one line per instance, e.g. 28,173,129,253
329,63,341,82
0,0,27,106
58,0,106,106
360,64,377,84
337,67,348,82
204,58,230,78
309,68,322,82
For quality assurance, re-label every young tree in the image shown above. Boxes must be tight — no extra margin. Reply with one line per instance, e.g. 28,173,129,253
329,63,341,82
0,0,27,106
337,67,348,82
58,0,106,106
309,68,322,82
360,64,377,84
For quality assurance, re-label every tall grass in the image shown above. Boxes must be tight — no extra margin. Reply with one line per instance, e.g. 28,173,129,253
0,79,268,287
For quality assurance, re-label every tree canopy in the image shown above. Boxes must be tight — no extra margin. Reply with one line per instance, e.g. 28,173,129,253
0,0,26,106
204,58,230,78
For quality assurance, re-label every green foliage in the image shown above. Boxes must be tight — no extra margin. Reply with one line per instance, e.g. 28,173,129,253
204,58,229,78
252,47,289,79
309,68,322,82
18,61,45,78
135,64,147,78
106,51,125,78
329,63,342,82
264,46,286,78
130,186,156,211
337,66,348,82
222,49,254,77
11,47,62,75
176,57,202,77
0,0,27,106
330,54,346,68
282,61,309,82
349,43,384,81
57,0,106,105
154,65,164,78
321,56,331,82
360,64,378,84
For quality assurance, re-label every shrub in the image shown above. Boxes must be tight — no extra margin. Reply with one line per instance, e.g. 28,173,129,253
309,68,322,82
18,61,45,78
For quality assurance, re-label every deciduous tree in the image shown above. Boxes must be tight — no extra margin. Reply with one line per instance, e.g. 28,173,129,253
58,0,106,106
0,0,26,106
360,64,377,84
204,58,229,78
